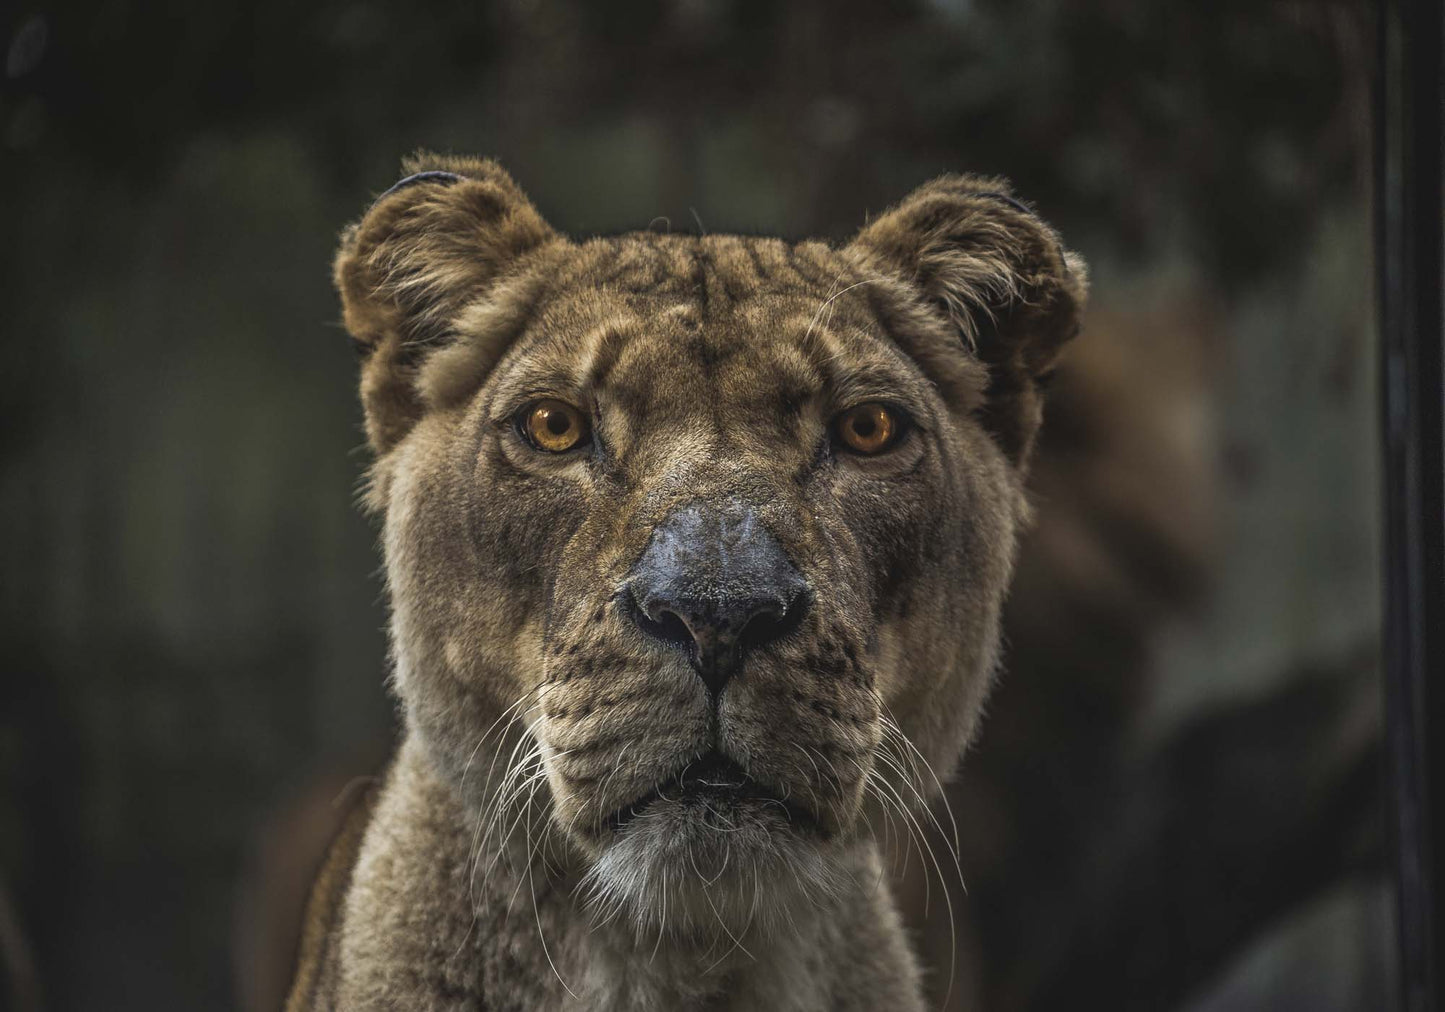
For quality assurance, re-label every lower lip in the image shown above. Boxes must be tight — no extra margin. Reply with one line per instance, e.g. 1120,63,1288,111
606,784,818,835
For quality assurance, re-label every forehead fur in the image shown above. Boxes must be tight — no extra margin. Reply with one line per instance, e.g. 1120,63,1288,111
417,231,991,431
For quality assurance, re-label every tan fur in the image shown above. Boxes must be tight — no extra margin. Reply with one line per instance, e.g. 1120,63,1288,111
289,154,1086,1010
286,781,378,1010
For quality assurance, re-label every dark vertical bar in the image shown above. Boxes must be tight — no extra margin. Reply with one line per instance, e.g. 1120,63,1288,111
1377,0,1445,1006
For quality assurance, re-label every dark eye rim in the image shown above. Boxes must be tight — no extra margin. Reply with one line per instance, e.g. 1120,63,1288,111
514,398,593,453
832,401,911,455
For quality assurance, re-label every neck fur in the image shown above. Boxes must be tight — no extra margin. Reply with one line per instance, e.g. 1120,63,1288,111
333,736,909,1012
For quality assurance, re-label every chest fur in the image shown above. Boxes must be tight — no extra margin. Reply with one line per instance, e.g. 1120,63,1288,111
289,743,922,1012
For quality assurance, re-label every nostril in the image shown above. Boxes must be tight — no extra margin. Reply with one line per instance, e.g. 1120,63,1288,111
627,588,697,652
737,589,810,656
647,608,694,651
737,608,784,654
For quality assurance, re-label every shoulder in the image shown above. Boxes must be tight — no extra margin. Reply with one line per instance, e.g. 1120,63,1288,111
284,770,384,1012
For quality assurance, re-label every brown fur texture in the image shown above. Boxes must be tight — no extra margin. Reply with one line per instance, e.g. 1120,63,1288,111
289,154,1086,1010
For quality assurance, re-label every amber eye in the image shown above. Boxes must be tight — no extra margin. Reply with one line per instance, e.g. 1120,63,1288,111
835,402,902,455
521,399,590,453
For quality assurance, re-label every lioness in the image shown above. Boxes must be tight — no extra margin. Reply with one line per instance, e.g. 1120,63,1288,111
287,154,1086,1010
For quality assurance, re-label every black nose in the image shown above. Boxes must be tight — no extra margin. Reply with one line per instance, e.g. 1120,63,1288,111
627,500,809,698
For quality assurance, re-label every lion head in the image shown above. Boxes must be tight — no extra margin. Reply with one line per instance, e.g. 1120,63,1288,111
334,154,1086,939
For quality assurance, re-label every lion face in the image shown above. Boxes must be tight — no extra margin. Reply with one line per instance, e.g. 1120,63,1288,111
336,156,1085,935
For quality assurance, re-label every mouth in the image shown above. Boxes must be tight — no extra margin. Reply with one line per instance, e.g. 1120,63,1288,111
604,750,818,836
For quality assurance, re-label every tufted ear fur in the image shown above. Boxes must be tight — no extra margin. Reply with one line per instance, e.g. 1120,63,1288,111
334,154,558,452
846,175,1088,465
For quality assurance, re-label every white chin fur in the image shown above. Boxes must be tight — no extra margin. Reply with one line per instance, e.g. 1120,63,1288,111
576,796,849,940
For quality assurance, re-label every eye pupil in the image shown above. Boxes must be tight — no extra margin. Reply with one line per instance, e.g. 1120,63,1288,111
853,416,877,438
546,411,570,436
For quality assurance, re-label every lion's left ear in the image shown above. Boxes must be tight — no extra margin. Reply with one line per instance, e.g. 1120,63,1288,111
845,175,1088,465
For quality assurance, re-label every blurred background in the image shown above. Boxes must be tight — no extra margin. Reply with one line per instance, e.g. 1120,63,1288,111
0,1,1388,1009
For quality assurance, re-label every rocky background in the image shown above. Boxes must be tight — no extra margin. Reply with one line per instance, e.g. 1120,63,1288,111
0,1,1385,1009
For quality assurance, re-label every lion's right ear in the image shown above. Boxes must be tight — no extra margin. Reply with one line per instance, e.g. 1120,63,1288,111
335,155,557,452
